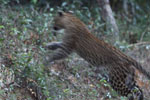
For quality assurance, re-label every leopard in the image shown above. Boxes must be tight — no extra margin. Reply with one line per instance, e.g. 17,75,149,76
44,11,150,100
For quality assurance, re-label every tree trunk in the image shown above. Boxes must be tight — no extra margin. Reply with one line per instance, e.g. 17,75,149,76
123,0,128,15
97,0,119,43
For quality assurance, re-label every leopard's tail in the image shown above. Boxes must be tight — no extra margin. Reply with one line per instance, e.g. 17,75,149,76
133,62,150,79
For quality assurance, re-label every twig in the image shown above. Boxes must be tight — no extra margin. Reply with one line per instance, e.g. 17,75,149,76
140,29,147,42
128,42,150,47
140,14,150,42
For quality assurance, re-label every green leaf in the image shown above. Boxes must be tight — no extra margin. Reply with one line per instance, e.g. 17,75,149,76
62,2,67,7
0,25,4,29
47,97,53,100
31,0,37,4
63,88,70,93
0,38,4,42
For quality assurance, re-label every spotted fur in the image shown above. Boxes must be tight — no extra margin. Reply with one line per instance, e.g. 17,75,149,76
46,11,150,100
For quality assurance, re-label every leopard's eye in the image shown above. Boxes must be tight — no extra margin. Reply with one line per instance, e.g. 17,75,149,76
53,26,59,30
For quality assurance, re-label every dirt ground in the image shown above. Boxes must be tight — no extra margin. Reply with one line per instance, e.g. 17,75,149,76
0,43,150,100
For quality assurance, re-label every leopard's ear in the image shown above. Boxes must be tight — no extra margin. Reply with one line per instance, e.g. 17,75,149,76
58,11,64,17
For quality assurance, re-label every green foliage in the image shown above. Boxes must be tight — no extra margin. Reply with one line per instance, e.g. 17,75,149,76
31,0,37,4
0,0,10,5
